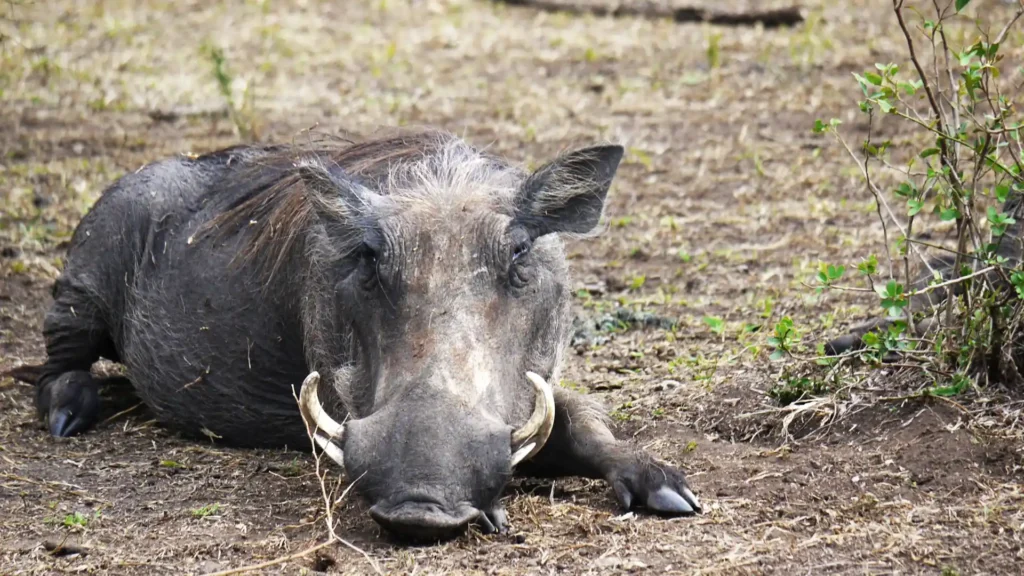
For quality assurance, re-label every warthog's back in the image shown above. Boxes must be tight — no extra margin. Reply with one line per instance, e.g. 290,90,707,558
60,146,311,447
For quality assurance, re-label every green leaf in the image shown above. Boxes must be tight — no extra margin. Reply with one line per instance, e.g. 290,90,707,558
703,316,725,335
853,73,872,95
940,207,960,221
864,72,883,85
876,280,907,317
955,0,970,12
919,147,940,158
1011,271,1024,299
858,254,878,276
907,199,924,216
988,205,1016,236
996,183,1010,202
813,119,826,133
895,182,914,197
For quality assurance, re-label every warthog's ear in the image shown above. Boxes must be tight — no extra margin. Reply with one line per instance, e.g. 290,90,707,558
514,145,624,237
297,159,381,220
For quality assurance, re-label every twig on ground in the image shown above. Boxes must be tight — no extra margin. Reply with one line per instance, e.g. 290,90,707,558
199,539,337,576
99,403,143,427
0,473,110,504
198,384,381,576
43,537,89,557
878,390,972,417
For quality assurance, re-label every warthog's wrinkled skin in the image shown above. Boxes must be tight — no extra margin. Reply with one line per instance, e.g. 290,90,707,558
824,195,1024,358
31,129,701,540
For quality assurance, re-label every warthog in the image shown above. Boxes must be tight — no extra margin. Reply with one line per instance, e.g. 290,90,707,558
25,129,701,540
824,195,1024,357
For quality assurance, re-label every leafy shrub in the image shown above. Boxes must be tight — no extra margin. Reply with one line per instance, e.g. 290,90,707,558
773,0,1024,398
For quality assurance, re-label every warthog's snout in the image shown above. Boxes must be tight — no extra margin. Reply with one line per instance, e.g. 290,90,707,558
368,497,483,541
298,371,554,541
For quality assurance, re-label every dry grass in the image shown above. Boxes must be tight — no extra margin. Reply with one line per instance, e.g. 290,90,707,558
1,0,1023,574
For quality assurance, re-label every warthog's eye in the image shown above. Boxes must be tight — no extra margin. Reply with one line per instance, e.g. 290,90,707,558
358,242,379,265
512,240,531,263
356,241,380,291
509,238,533,289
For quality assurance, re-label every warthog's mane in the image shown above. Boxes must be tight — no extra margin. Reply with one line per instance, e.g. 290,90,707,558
194,128,529,280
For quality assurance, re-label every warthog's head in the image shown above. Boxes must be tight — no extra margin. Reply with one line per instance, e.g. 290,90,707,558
287,132,623,540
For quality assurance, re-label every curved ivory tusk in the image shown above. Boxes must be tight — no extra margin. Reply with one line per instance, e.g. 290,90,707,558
311,431,346,469
510,371,556,467
298,371,346,468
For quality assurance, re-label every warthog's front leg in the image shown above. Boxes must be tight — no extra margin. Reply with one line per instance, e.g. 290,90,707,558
516,387,701,516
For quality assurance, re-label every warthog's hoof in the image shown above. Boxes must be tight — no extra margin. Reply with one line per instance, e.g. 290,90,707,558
608,458,702,516
476,506,508,535
38,370,100,438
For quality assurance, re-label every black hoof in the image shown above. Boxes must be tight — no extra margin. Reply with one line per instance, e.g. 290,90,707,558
608,457,702,517
39,371,100,438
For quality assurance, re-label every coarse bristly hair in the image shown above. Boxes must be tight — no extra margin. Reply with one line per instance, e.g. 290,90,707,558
193,128,565,281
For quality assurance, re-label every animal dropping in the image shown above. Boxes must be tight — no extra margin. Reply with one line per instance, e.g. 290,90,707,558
27,128,701,542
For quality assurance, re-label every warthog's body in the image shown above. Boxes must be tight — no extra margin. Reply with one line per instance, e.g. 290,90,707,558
824,195,1024,357
30,129,700,539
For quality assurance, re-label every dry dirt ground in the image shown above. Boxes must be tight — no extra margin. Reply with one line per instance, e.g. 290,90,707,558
2,0,1024,574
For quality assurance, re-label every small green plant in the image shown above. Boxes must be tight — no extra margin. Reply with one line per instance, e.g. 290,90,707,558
628,274,647,291
930,372,972,397
201,43,259,142
768,374,829,406
815,262,846,293
62,512,90,528
192,503,223,518
279,458,303,478
683,353,720,382
558,380,589,394
46,510,100,529
703,316,725,337
627,148,653,171
767,317,799,361
610,401,634,422
706,31,722,69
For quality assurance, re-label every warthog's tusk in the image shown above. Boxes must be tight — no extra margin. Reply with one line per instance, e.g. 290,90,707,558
510,371,556,467
298,371,346,468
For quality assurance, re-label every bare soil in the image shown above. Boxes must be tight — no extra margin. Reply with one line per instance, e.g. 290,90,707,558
2,1,1023,574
